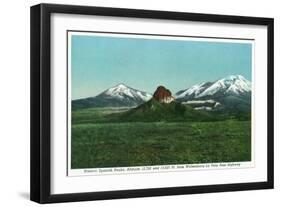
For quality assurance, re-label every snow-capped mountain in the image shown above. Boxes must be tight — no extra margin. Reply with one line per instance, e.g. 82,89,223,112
72,75,251,112
102,83,152,102
197,75,251,98
176,75,251,101
72,83,152,109
176,75,252,112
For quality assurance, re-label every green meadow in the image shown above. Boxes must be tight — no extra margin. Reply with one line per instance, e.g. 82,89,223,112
71,107,251,169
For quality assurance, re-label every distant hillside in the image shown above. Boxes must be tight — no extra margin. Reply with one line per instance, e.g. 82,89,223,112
117,98,219,122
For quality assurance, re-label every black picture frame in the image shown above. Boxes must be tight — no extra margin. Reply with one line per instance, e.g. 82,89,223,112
30,3,274,204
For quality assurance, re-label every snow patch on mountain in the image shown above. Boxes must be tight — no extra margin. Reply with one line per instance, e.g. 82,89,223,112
194,106,213,111
182,99,221,111
136,91,152,101
182,99,216,104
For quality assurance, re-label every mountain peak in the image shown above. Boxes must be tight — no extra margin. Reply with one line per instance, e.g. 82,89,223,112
110,83,129,91
103,83,152,102
105,83,130,95
175,75,251,102
115,83,128,88
153,86,174,103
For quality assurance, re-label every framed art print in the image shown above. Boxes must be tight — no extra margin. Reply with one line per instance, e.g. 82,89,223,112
30,3,274,203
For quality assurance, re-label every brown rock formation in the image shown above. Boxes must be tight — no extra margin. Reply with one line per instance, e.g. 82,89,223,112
153,86,174,103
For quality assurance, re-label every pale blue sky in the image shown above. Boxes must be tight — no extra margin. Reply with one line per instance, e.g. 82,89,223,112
71,34,252,100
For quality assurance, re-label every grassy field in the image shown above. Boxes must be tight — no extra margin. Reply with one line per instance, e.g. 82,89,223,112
71,108,251,169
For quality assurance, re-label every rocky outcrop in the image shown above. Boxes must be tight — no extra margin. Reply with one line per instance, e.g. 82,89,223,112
153,86,174,103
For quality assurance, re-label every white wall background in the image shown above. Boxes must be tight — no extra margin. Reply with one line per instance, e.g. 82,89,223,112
0,0,279,206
